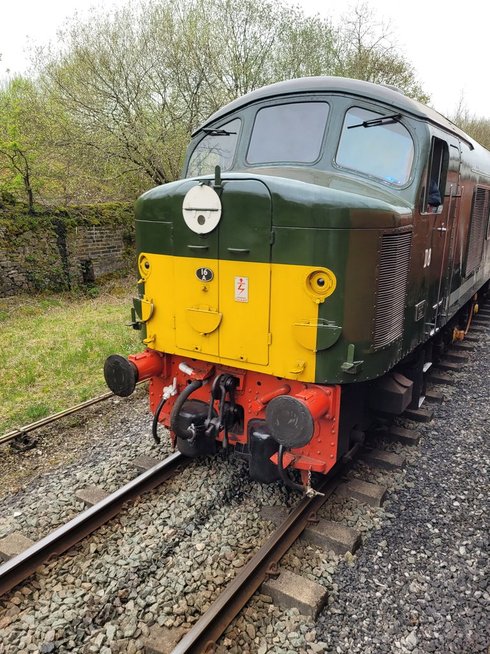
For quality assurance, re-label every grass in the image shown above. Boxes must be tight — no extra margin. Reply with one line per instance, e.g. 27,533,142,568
0,276,142,435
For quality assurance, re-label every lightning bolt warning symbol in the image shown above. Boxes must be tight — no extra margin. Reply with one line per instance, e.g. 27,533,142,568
234,276,249,302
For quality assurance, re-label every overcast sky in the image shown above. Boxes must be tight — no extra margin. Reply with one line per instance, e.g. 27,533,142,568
1,0,489,120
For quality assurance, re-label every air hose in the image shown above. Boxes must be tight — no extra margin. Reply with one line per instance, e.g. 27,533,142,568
463,300,475,335
170,379,204,440
152,395,167,445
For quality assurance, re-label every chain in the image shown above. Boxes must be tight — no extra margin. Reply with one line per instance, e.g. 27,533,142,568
305,468,325,498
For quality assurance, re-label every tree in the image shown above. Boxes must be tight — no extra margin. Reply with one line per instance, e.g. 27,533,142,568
333,2,429,102
38,0,294,188
0,78,38,211
452,97,490,150
26,0,429,201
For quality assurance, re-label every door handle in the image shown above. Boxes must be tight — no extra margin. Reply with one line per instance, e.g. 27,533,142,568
227,247,250,253
436,226,447,232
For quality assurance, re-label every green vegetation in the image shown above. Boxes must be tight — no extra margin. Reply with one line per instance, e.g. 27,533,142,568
0,277,141,434
1,0,431,209
451,106,490,150
0,202,135,240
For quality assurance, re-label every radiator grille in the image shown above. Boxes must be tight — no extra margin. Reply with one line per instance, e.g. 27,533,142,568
373,232,412,349
465,187,489,276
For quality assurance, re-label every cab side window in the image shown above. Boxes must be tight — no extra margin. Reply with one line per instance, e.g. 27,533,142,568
422,137,449,213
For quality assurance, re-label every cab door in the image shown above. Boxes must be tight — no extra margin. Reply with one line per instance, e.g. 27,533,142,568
218,179,272,365
173,178,272,365
426,135,461,332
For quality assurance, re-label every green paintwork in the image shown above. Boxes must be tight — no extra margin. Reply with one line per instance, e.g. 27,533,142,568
315,322,342,350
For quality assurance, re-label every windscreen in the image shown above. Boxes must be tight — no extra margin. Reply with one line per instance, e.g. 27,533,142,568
247,102,329,164
336,107,414,185
187,118,241,176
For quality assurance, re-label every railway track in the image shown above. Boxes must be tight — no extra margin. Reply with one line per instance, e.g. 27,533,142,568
0,446,362,653
171,466,345,654
157,315,490,653
0,382,150,449
0,315,487,653
0,411,390,650
0,452,186,597
0,391,118,448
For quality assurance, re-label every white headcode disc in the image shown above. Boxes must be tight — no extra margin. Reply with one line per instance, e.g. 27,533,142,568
182,185,222,234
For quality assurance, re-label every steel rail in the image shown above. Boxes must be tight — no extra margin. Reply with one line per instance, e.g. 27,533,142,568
171,464,344,654
0,451,186,597
0,382,147,447
0,392,116,446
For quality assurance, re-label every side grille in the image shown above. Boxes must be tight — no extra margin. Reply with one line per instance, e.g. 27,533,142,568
373,232,412,349
465,187,489,276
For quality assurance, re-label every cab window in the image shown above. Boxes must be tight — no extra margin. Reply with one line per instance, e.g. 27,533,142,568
421,137,449,214
187,118,241,177
336,107,414,186
247,102,329,164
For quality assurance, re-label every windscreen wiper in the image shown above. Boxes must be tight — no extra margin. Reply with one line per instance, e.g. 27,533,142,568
348,113,402,129
202,128,236,136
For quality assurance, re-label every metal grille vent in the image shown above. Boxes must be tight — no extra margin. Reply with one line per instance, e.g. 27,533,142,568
465,187,489,276
373,232,412,349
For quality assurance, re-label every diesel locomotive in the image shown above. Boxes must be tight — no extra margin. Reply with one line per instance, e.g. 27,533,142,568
104,77,490,493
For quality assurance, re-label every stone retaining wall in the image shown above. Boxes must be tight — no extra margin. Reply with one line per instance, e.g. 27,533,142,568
0,204,135,296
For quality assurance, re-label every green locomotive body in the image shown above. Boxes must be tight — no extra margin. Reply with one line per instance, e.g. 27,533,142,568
105,77,490,491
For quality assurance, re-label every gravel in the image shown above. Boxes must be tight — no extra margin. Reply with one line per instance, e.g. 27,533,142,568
0,388,171,542
0,387,151,501
314,328,489,653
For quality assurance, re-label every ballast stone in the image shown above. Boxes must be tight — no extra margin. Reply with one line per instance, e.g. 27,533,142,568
261,568,328,618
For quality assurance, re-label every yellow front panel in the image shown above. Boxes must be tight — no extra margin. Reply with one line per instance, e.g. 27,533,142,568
142,253,322,382
139,253,175,352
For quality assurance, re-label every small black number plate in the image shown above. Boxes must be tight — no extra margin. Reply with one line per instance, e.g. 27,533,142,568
414,300,425,321
196,267,214,282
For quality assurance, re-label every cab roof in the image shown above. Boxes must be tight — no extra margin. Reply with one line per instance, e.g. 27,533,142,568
194,76,475,149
